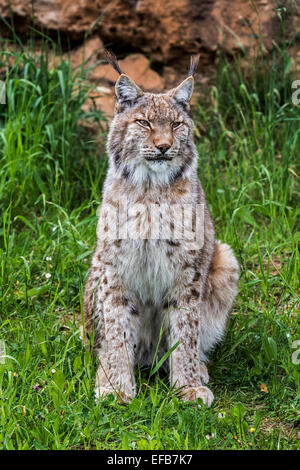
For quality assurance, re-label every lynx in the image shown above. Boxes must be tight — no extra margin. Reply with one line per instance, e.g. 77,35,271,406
84,53,239,407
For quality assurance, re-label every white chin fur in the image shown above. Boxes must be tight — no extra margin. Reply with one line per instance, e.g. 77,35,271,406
146,160,169,172
130,160,173,186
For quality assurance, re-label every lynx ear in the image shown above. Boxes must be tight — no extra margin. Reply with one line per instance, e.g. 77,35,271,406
115,74,143,111
168,76,194,109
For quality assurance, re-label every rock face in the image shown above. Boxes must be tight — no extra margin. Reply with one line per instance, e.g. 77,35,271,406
0,0,287,119
0,0,278,64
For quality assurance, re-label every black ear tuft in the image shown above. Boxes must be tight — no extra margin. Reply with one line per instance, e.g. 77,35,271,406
104,49,123,75
188,54,200,77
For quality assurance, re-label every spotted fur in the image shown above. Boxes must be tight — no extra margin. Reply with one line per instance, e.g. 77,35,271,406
84,59,239,406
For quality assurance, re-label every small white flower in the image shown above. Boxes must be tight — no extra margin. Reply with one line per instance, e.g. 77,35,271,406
45,273,51,279
51,369,56,374
46,256,52,261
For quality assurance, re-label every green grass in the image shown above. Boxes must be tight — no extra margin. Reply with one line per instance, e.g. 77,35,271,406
0,33,299,450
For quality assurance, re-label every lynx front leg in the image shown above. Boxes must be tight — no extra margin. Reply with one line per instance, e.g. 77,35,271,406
167,294,214,407
95,277,138,403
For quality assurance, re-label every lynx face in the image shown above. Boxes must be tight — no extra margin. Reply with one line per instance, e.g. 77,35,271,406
107,76,195,185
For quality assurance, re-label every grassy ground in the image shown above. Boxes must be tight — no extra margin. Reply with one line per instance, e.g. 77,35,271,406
0,35,299,450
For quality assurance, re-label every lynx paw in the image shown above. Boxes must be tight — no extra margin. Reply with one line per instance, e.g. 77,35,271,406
95,386,134,403
180,386,214,407
95,363,136,403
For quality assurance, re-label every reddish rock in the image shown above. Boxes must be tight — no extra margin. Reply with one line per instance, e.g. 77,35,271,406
0,0,278,64
83,88,115,120
69,36,104,70
0,0,100,34
90,53,165,92
0,0,283,120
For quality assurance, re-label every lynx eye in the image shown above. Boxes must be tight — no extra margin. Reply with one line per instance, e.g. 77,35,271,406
171,121,182,129
136,119,151,128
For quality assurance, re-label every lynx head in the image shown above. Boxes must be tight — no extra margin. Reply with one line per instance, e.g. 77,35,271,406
106,52,199,186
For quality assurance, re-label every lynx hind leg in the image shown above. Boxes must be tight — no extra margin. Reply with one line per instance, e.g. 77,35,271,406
199,241,239,362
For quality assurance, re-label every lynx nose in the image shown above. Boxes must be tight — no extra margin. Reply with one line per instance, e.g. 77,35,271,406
156,143,171,154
